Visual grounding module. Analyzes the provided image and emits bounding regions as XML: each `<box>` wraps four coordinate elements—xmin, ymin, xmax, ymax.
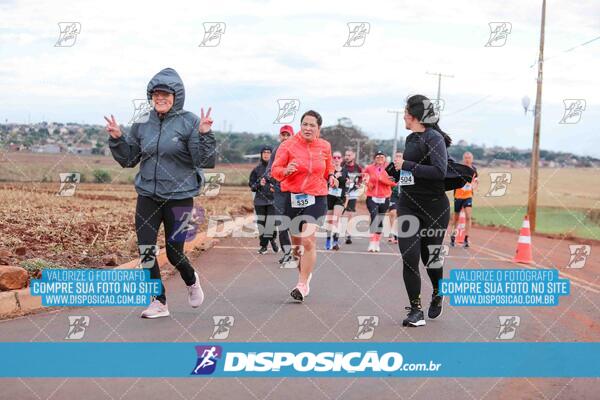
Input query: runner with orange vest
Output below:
<box><xmin>363</xmin><ymin>151</ymin><xmax>396</xmax><ymax>252</ymax></box>
<box><xmin>450</xmin><ymin>152</ymin><xmax>478</xmax><ymax>248</ymax></box>
<box><xmin>271</xmin><ymin>110</ymin><xmax>337</xmax><ymax>302</ymax></box>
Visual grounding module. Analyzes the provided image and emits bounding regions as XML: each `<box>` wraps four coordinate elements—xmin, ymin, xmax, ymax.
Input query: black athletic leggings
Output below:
<box><xmin>273</xmin><ymin>191</ymin><xmax>291</xmax><ymax>253</ymax></box>
<box><xmin>396</xmin><ymin>192</ymin><xmax>450</xmax><ymax>304</ymax></box>
<box><xmin>135</xmin><ymin>195</ymin><xmax>197</xmax><ymax>305</ymax></box>
<box><xmin>366</xmin><ymin>196</ymin><xmax>390</xmax><ymax>234</ymax></box>
<box><xmin>254</xmin><ymin>204</ymin><xmax>278</xmax><ymax>247</ymax></box>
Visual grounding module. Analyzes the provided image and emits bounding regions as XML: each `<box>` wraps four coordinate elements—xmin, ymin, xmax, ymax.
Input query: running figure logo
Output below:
<box><xmin>210</xmin><ymin>316</ymin><xmax>235</xmax><ymax>340</ymax></box>
<box><xmin>426</xmin><ymin>245</ymin><xmax>449</xmax><ymax>269</ymax></box>
<box><xmin>65</xmin><ymin>316</ymin><xmax>89</xmax><ymax>340</ymax></box>
<box><xmin>199</xmin><ymin>22</ymin><xmax>226</xmax><ymax>47</ymax></box>
<box><xmin>420</xmin><ymin>99</ymin><xmax>443</xmax><ymax>124</ymax></box>
<box><xmin>191</xmin><ymin>345</ymin><xmax>222</xmax><ymax>375</ymax></box>
<box><xmin>354</xmin><ymin>316</ymin><xmax>379</xmax><ymax>340</ymax></box>
<box><xmin>138</xmin><ymin>245</ymin><xmax>159</xmax><ymax>269</ymax></box>
<box><xmin>559</xmin><ymin>99</ymin><xmax>586</xmax><ymax>124</ymax></box>
<box><xmin>485</xmin><ymin>22</ymin><xmax>512</xmax><ymax>47</ymax></box>
<box><xmin>566</xmin><ymin>244</ymin><xmax>591</xmax><ymax>269</ymax></box>
<box><xmin>496</xmin><ymin>316</ymin><xmax>520</xmax><ymax>340</ymax></box>
<box><xmin>200</xmin><ymin>173</ymin><xmax>225</xmax><ymax>197</ymax></box>
<box><xmin>129</xmin><ymin>99</ymin><xmax>153</xmax><ymax>125</ymax></box>
<box><xmin>343</xmin><ymin>22</ymin><xmax>370</xmax><ymax>47</ymax></box>
<box><xmin>485</xmin><ymin>172</ymin><xmax>512</xmax><ymax>197</ymax></box>
<box><xmin>274</xmin><ymin>99</ymin><xmax>300</xmax><ymax>124</ymax></box>
<box><xmin>55</xmin><ymin>22</ymin><xmax>81</xmax><ymax>47</ymax></box>
<box><xmin>56</xmin><ymin>173</ymin><xmax>80</xmax><ymax>197</ymax></box>
<box><xmin>171</xmin><ymin>206</ymin><xmax>205</xmax><ymax>243</ymax></box>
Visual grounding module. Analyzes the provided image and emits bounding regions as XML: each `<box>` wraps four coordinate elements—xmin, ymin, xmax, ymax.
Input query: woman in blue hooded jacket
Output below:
<box><xmin>104</xmin><ymin>67</ymin><xmax>216</xmax><ymax>319</ymax></box>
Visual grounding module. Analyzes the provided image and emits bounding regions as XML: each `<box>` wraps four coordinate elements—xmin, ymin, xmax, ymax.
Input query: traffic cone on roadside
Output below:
<box><xmin>455</xmin><ymin>210</ymin><xmax>466</xmax><ymax>244</ymax></box>
<box><xmin>512</xmin><ymin>215</ymin><xmax>533</xmax><ymax>264</ymax></box>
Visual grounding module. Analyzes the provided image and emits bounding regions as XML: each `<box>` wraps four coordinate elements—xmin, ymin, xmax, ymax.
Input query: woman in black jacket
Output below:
<box><xmin>389</xmin><ymin>94</ymin><xmax>451</xmax><ymax>328</ymax></box>
<box><xmin>249</xmin><ymin>146</ymin><xmax>279</xmax><ymax>254</ymax></box>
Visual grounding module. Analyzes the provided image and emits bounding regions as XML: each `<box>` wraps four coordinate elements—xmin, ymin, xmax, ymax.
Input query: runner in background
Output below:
<box><xmin>249</xmin><ymin>146</ymin><xmax>278</xmax><ymax>254</ymax></box>
<box><xmin>363</xmin><ymin>151</ymin><xmax>396</xmax><ymax>252</ymax></box>
<box><xmin>385</xmin><ymin>151</ymin><xmax>403</xmax><ymax>244</ymax></box>
<box><xmin>266</xmin><ymin>125</ymin><xmax>294</xmax><ymax>264</ymax></box>
<box><xmin>341</xmin><ymin>149</ymin><xmax>363</xmax><ymax>244</ymax></box>
<box><xmin>271</xmin><ymin>110</ymin><xmax>336</xmax><ymax>302</ymax></box>
<box><xmin>450</xmin><ymin>151</ymin><xmax>478</xmax><ymax>248</ymax></box>
<box><xmin>325</xmin><ymin>151</ymin><xmax>348</xmax><ymax>250</ymax></box>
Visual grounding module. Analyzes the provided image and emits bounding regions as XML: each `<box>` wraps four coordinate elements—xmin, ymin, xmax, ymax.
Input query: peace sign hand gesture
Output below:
<box><xmin>103</xmin><ymin>115</ymin><xmax>122</xmax><ymax>139</ymax></box>
<box><xmin>199</xmin><ymin>107</ymin><xmax>213</xmax><ymax>134</ymax></box>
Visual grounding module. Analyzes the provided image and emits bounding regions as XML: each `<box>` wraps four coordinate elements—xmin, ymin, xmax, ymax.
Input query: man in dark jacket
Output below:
<box><xmin>250</xmin><ymin>146</ymin><xmax>279</xmax><ymax>254</ymax></box>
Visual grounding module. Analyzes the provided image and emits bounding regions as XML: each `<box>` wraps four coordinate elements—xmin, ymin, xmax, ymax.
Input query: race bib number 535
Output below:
<box><xmin>291</xmin><ymin>193</ymin><xmax>316</xmax><ymax>208</ymax></box>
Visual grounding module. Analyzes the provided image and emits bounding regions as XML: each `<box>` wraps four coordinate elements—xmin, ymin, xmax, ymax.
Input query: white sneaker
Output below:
<box><xmin>368</xmin><ymin>241</ymin><xmax>376</xmax><ymax>252</ymax></box>
<box><xmin>187</xmin><ymin>271</ymin><xmax>204</xmax><ymax>308</ymax></box>
<box><xmin>141</xmin><ymin>300</ymin><xmax>170</xmax><ymax>319</ymax></box>
<box><xmin>374</xmin><ymin>242</ymin><xmax>381</xmax><ymax>252</ymax></box>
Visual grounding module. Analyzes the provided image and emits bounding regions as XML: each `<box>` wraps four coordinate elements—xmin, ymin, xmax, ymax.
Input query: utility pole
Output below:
<box><xmin>351</xmin><ymin>138</ymin><xmax>368</xmax><ymax>165</ymax></box>
<box><xmin>426</xmin><ymin>71</ymin><xmax>454</xmax><ymax>100</ymax></box>
<box><xmin>387</xmin><ymin>110</ymin><xmax>402</xmax><ymax>155</ymax></box>
<box><xmin>527</xmin><ymin>0</ymin><xmax>546</xmax><ymax>233</ymax></box>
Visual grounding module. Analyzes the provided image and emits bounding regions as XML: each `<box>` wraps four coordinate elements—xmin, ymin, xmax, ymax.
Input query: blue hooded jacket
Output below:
<box><xmin>109</xmin><ymin>68</ymin><xmax>217</xmax><ymax>200</ymax></box>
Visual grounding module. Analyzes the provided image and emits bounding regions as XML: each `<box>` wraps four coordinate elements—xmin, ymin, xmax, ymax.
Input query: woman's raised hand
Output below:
<box><xmin>103</xmin><ymin>115</ymin><xmax>122</xmax><ymax>139</ymax></box>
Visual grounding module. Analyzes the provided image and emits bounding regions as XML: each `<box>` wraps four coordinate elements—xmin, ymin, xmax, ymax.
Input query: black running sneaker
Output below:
<box><xmin>463</xmin><ymin>239</ymin><xmax>470</xmax><ymax>248</ymax></box>
<box><xmin>450</xmin><ymin>235</ymin><xmax>456</xmax><ymax>247</ymax></box>
<box><xmin>345</xmin><ymin>236</ymin><xmax>352</xmax><ymax>244</ymax></box>
<box><xmin>428</xmin><ymin>295</ymin><xmax>443</xmax><ymax>319</ymax></box>
<box><xmin>271</xmin><ymin>239</ymin><xmax>279</xmax><ymax>253</ymax></box>
<box><xmin>402</xmin><ymin>306</ymin><xmax>426</xmax><ymax>327</ymax></box>
<box><xmin>258</xmin><ymin>246</ymin><xmax>268</xmax><ymax>255</ymax></box>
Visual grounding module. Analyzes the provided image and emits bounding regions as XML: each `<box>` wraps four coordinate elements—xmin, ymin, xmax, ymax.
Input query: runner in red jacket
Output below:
<box><xmin>271</xmin><ymin>110</ymin><xmax>336</xmax><ymax>302</ymax></box>
<box><xmin>363</xmin><ymin>151</ymin><xmax>396</xmax><ymax>252</ymax></box>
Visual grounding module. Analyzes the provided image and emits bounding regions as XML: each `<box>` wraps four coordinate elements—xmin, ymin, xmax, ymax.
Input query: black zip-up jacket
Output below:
<box><xmin>249</xmin><ymin>160</ymin><xmax>274</xmax><ymax>206</ymax></box>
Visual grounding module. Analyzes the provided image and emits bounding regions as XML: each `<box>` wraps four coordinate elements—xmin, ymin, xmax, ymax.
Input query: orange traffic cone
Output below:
<box><xmin>455</xmin><ymin>210</ymin><xmax>466</xmax><ymax>244</ymax></box>
<box><xmin>513</xmin><ymin>215</ymin><xmax>533</xmax><ymax>264</ymax></box>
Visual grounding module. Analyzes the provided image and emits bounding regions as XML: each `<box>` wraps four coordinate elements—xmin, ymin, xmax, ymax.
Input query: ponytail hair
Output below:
<box><xmin>406</xmin><ymin>94</ymin><xmax>452</xmax><ymax>147</ymax></box>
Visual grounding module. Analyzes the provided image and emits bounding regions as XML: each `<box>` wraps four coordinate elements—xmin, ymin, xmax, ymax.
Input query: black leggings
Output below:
<box><xmin>396</xmin><ymin>193</ymin><xmax>450</xmax><ymax>304</ymax></box>
<box><xmin>366</xmin><ymin>196</ymin><xmax>390</xmax><ymax>234</ymax></box>
<box><xmin>254</xmin><ymin>204</ymin><xmax>278</xmax><ymax>247</ymax></box>
<box><xmin>135</xmin><ymin>195</ymin><xmax>197</xmax><ymax>304</ymax></box>
<box><xmin>273</xmin><ymin>191</ymin><xmax>292</xmax><ymax>253</ymax></box>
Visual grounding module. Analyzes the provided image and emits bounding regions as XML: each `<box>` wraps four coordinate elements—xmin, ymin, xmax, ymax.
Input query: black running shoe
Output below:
<box><xmin>345</xmin><ymin>236</ymin><xmax>352</xmax><ymax>244</ymax></box>
<box><xmin>271</xmin><ymin>239</ymin><xmax>279</xmax><ymax>253</ymax></box>
<box><xmin>402</xmin><ymin>306</ymin><xmax>426</xmax><ymax>327</ymax></box>
<box><xmin>450</xmin><ymin>235</ymin><xmax>456</xmax><ymax>247</ymax></box>
<box><xmin>428</xmin><ymin>295</ymin><xmax>443</xmax><ymax>319</ymax></box>
<box><xmin>258</xmin><ymin>246</ymin><xmax>268</xmax><ymax>255</ymax></box>
<box><xmin>463</xmin><ymin>239</ymin><xmax>470</xmax><ymax>248</ymax></box>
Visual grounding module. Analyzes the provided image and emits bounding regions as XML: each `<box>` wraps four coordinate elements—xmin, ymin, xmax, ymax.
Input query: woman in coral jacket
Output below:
<box><xmin>363</xmin><ymin>151</ymin><xmax>396</xmax><ymax>252</ymax></box>
<box><xmin>271</xmin><ymin>110</ymin><xmax>337</xmax><ymax>302</ymax></box>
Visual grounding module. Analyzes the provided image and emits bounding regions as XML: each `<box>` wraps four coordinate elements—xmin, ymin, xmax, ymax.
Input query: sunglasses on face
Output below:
<box><xmin>333</xmin><ymin>156</ymin><xmax>342</xmax><ymax>159</ymax></box>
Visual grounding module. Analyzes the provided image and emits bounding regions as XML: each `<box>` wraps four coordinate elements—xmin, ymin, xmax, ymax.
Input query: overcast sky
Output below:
<box><xmin>1</xmin><ymin>0</ymin><xmax>599</xmax><ymax>156</ymax></box>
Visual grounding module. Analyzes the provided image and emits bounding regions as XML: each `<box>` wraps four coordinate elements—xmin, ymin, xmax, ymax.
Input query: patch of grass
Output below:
<box><xmin>472</xmin><ymin>206</ymin><xmax>600</xmax><ymax>241</ymax></box>
<box><xmin>20</xmin><ymin>258</ymin><xmax>65</xmax><ymax>274</ymax></box>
